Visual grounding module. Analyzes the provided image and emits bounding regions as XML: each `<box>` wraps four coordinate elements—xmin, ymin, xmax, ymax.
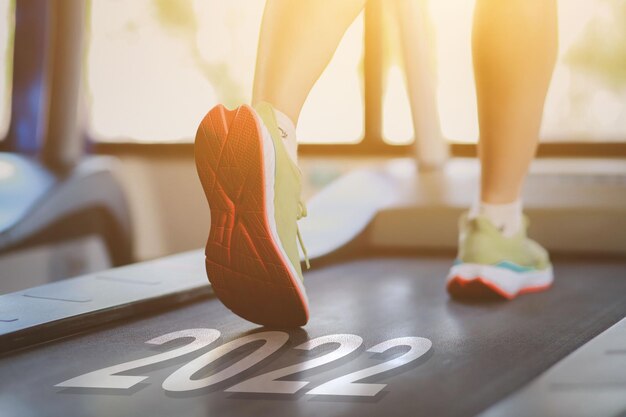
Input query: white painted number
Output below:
<box><xmin>56</xmin><ymin>330</ymin><xmax>433</xmax><ymax>396</ymax></box>
<box><xmin>55</xmin><ymin>328</ymin><xmax>221</xmax><ymax>389</ymax></box>
<box><xmin>307</xmin><ymin>337</ymin><xmax>432</xmax><ymax>397</ymax></box>
<box><xmin>162</xmin><ymin>331</ymin><xmax>289</xmax><ymax>392</ymax></box>
<box><xmin>226</xmin><ymin>334</ymin><xmax>363</xmax><ymax>394</ymax></box>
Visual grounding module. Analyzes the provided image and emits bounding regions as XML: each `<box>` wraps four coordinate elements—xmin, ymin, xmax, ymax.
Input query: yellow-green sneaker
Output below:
<box><xmin>447</xmin><ymin>213</ymin><xmax>553</xmax><ymax>299</ymax></box>
<box><xmin>194</xmin><ymin>102</ymin><xmax>309</xmax><ymax>327</ymax></box>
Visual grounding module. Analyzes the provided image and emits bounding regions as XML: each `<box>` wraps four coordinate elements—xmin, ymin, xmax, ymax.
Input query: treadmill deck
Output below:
<box><xmin>1</xmin><ymin>256</ymin><xmax>625</xmax><ymax>417</ymax></box>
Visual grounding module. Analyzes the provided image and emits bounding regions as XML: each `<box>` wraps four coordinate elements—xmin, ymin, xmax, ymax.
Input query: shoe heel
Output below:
<box><xmin>194</xmin><ymin>104</ymin><xmax>309</xmax><ymax>327</ymax></box>
<box><xmin>195</xmin><ymin>104</ymin><xmax>264</xmax><ymax>255</ymax></box>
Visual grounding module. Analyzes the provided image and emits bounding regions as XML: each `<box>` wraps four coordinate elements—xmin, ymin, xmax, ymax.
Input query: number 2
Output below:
<box><xmin>306</xmin><ymin>337</ymin><xmax>432</xmax><ymax>397</ymax></box>
<box><xmin>225</xmin><ymin>334</ymin><xmax>363</xmax><ymax>394</ymax></box>
<box><xmin>56</xmin><ymin>328</ymin><xmax>220</xmax><ymax>389</ymax></box>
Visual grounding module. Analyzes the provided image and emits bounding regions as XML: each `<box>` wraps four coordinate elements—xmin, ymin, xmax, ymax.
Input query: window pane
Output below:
<box><xmin>430</xmin><ymin>0</ymin><xmax>475</xmax><ymax>143</ymax></box>
<box><xmin>87</xmin><ymin>1</ymin><xmax>364</xmax><ymax>144</ymax></box>
<box><xmin>0</xmin><ymin>0</ymin><xmax>13</xmax><ymax>140</ymax></box>
<box><xmin>381</xmin><ymin>3</ymin><xmax>414</xmax><ymax>146</ymax></box>
<box><xmin>543</xmin><ymin>0</ymin><xmax>626</xmax><ymax>142</ymax></box>
<box><xmin>382</xmin><ymin>65</ymin><xmax>413</xmax><ymax>145</ymax></box>
<box><xmin>384</xmin><ymin>0</ymin><xmax>626</xmax><ymax>144</ymax></box>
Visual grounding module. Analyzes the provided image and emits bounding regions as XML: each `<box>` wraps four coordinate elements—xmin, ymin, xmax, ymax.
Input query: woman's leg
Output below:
<box><xmin>447</xmin><ymin>0</ymin><xmax>558</xmax><ymax>300</ymax></box>
<box><xmin>473</xmin><ymin>0</ymin><xmax>558</xmax><ymax>206</ymax></box>
<box><xmin>252</xmin><ymin>0</ymin><xmax>367</xmax><ymax>124</ymax></box>
<box><xmin>195</xmin><ymin>0</ymin><xmax>367</xmax><ymax>326</ymax></box>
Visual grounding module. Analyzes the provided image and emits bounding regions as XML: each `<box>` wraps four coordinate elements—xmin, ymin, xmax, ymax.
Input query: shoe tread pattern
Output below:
<box><xmin>195</xmin><ymin>105</ymin><xmax>307</xmax><ymax>327</ymax></box>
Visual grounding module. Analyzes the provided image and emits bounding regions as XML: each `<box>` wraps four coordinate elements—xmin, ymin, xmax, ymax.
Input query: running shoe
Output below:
<box><xmin>194</xmin><ymin>102</ymin><xmax>309</xmax><ymax>327</ymax></box>
<box><xmin>447</xmin><ymin>213</ymin><xmax>553</xmax><ymax>299</ymax></box>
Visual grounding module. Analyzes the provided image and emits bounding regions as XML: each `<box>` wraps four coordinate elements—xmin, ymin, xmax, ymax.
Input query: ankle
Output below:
<box><xmin>273</xmin><ymin>107</ymin><xmax>299</xmax><ymax>165</ymax></box>
<box><xmin>469</xmin><ymin>198</ymin><xmax>523</xmax><ymax>237</ymax></box>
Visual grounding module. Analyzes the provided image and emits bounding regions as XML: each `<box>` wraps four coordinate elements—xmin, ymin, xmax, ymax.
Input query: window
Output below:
<box><xmin>382</xmin><ymin>0</ymin><xmax>626</xmax><ymax>144</ymax></box>
<box><xmin>0</xmin><ymin>0</ymin><xmax>13</xmax><ymax>139</ymax></box>
<box><xmin>88</xmin><ymin>1</ymin><xmax>624</xmax><ymax>148</ymax></box>
<box><xmin>87</xmin><ymin>0</ymin><xmax>364</xmax><ymax>144</ymax></box>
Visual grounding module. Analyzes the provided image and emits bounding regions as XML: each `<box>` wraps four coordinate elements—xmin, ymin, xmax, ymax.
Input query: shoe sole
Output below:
<box><xmin>446</xmin><ymin>263</ymin><xmax>553</xmax><ymax>300</ymax></box>
<box><xmin>195</xmin><ymin>104</ymin><xmax>309</xmax><ymax>327</ymax></box>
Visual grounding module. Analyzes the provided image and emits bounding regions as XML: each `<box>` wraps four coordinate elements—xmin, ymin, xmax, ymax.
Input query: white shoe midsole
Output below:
<box><xmin>447</xmin><ymin>263</ymin><xmax>554</xmax><ymax>296</ymax></box>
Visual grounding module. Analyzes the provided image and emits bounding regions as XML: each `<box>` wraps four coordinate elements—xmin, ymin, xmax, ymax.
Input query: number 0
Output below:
<box><xmin>162</xmin><ymin>331</ymin><xmax>289</xmax><ymax>392</ymax></box>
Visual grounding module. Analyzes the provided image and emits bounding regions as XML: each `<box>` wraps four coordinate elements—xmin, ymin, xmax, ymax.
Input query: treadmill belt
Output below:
<box><xmin>1</xmin><ymin>257</ymin><xmax>625</xmax><ymax>417</ymax></box>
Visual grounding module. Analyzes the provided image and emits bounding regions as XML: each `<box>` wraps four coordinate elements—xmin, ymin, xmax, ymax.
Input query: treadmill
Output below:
<box><xmin>1</xmin><ymin>1</ymin><xmax>626</xmax><ymax>416</ymax></box>
<box><xmin>0</xmin><ymin>0</ymin><xmax>132</xmax><ymax>293</ymax></box>
<box><xmin>1</xmin><ymin>165</ymin><xmax>626</xmax><ymax>417</ymax></box>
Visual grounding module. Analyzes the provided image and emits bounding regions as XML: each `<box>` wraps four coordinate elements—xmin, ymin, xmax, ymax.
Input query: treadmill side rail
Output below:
<box><xmin>0</xmin><ymin>250</ymin><xmax>209</xmax><ymax>354</ymax></box>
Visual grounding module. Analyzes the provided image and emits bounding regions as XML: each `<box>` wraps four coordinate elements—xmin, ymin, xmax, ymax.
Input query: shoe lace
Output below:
<box><xmin>296</xmin><ymin>200</ymin><xmax>310</xmax><ymax>269</ymax></box>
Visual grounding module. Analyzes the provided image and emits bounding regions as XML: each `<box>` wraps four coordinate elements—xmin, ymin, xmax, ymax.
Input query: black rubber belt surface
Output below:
<box><xmin>1</xmin><ymin>257</ymin><xmax>625</xmax><ymax>417</ymax></box>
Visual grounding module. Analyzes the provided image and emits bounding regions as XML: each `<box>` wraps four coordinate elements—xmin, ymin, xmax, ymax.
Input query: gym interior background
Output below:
<box><xmin>2</xmin><ymin>0</ymin><xmax>624</xmax><ymax>265</ymax></box>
